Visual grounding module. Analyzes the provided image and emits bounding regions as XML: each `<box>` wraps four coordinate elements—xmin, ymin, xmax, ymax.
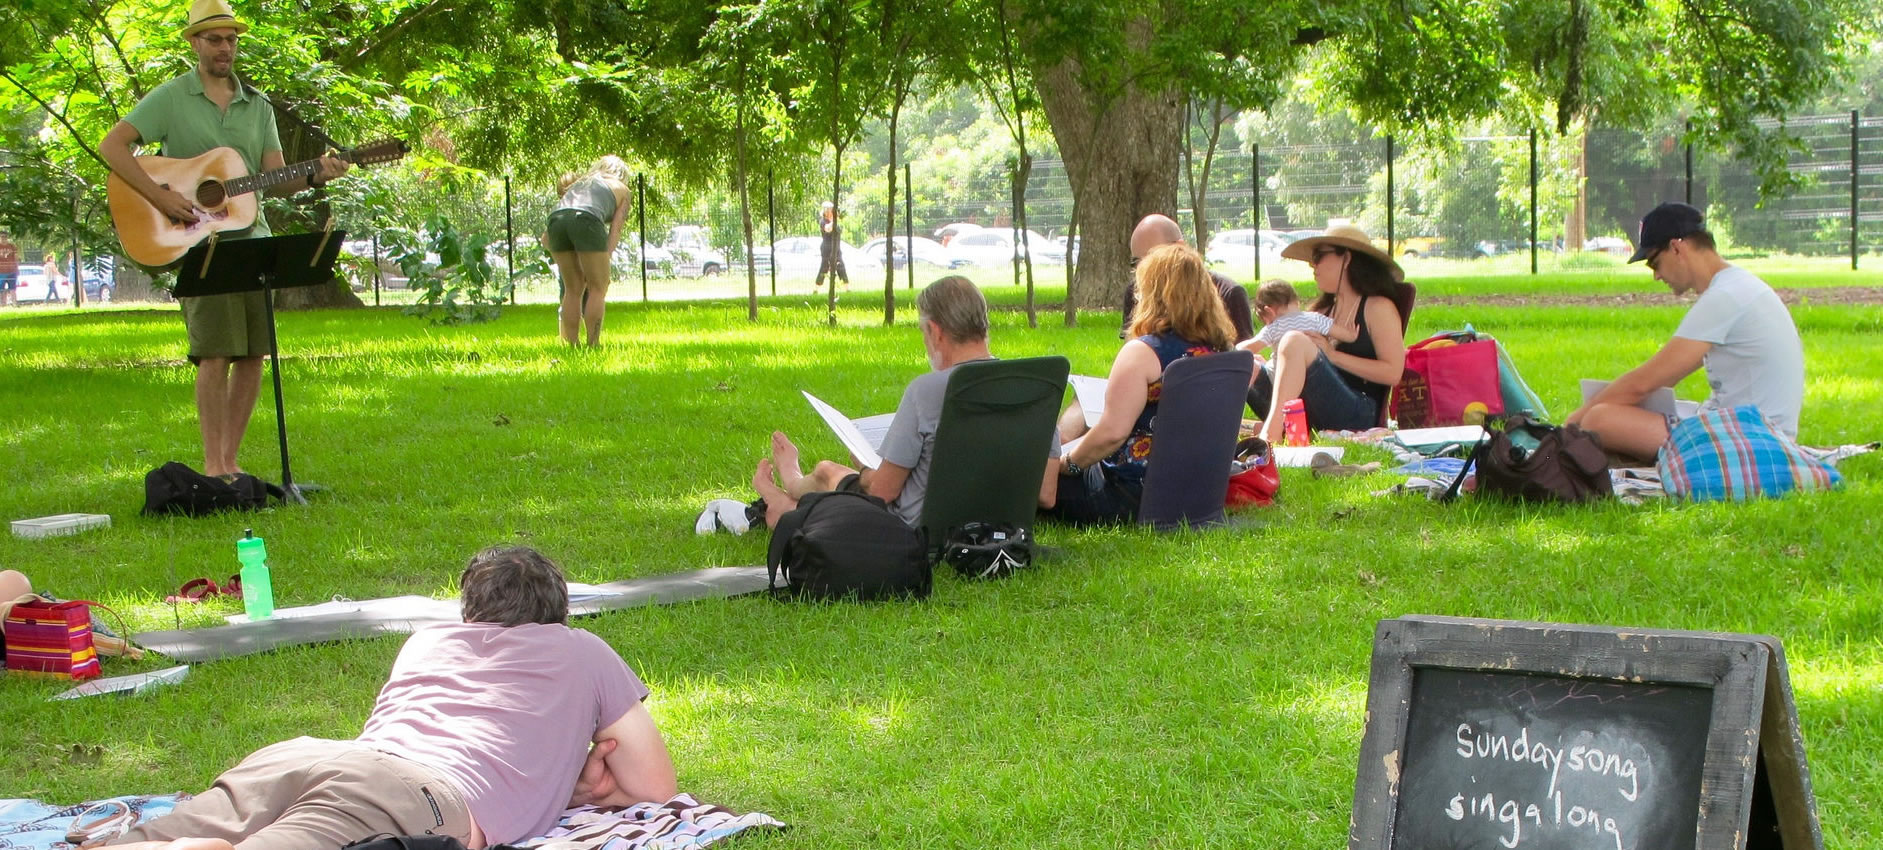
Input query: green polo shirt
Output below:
<box><xmin>125</xmin><ymin>69</ymin><xmax>283</xmax><ymax>238</ymax></box>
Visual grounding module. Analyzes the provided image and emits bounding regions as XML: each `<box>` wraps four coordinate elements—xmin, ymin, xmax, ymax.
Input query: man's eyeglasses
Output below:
<box><xmin>195</xmin><ymin>34</ymin><xmax>241</xmax><ymax>47</ymax></box>
<box><xmin>1645</xmin><ymin>238</ymin><xmax>1678</xmax><ymax>272</ymax></box>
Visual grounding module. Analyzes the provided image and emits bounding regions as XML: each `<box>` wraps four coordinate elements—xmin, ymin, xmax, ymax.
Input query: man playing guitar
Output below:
<box><xmin>100</xmin><ymin>0</ymin><xmax>348</xmax><ymax>481</ymax></box>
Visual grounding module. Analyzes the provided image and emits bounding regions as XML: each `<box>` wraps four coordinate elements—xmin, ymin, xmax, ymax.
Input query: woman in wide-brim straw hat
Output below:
<box><xmin>1249</xmin><ymin>223</ymin><xmax>1410</xmax><ymax>442</ymax></box>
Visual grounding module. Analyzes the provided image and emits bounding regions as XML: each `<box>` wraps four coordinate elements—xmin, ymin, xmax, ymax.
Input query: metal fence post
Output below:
<box><xmin>767</xmin><ymin>169</ymin><xmax>776</xmax><ymax>296</ymax></box>
<box><xmin>503</xmin><ymin>175</ymin><xmax>515</xmax><ymax>304</ymax></box>
<box><xmin>1853</xmin><ymin>109</ymin><xmax>1861</xmax><ymax>270</ymax></box>
<box><xmin>1684</xmin><ymin>119</ymin><xmax>1694</xmax><ymax>206</ymax></box>
<box><xmin>904</xmin><ymin>163</ymin><xmax>914</xmax><ymax>290</ymax></box>
<box><xmin>372</xmin><ymin>233</ymin><xmax>381</xmax><ymax>306</ymax></box>
<box><xmin>637</xmin><ymin>173</ymin><xmax>648</xmax><ymax>302</ymax></box>
<box><xmin>1252</xmin><ymin>142</ymin><xmax>1261</xmax><ymax>281</ymax></box>
<box><xmin>1529</xmin><ymin>128</ymin><xmax>1539</xmax><ymax>275</ymax></box>
<box><xmin>1385</xmin><ymin>135</ymin><xmax>1395</xmax><ymax>255</ymax></box>
<box><xmin>70</xmin><ymin>185</ymin><xmax>82</xmax><ymax>307</ymax></box>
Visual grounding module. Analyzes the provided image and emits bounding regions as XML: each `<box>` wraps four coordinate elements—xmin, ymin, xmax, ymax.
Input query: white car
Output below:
<box><xmin>859</xmin><ymin>236</ymin><xmax>965</xmax><ymax>270</ymax></box>
<box><xmin>1205</xmin><ymin>229</ymin><xmax>1287</xmax><ymax>268</ymax></box>
<box><xmin>1584</xmin><ymin>236</ymin><xmax>1633</xmax><ymax>257</ymax></box>
<box><xmin>12</xmin><ymin>265</ymin><xmax>74</xmax><ymax>303</ymax></box>
<box><xmin>664</xmin><ymin>225</ymin><xmax>728</xmax><ymax>276</ymax></box>
<box><xmin>947</xmin><ymin>228</ymin><xmax>1066</xmax><ymax>268</ymax></box>
<box><xmin>757</xmin><ymin>237</ymin><xmax>885</xmax><ymax>279</ymax></box>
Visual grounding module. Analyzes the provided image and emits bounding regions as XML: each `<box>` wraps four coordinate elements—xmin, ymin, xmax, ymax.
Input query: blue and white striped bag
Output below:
<box><xmin>1657</xmin><ymin>405</ymin><xmax>1840</xmax><ymax>501</ymax></box>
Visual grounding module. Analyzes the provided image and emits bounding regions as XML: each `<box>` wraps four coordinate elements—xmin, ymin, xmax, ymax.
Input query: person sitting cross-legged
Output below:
<box><xmin>105</xmin><ymin>546</ymin><xmax>677</xmax><ymax>850</ymax></box>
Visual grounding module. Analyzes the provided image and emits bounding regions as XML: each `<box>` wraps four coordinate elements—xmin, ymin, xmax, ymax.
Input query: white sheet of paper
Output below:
<box><xmin>1393</xmin><ymin>425</ymin><xmax>1486</xmax><ymax>448</ymax></box>
<box><xmin>1069</xmin><ymin>374</ymin><xmax>1108</xmax><ymax>428</ymax></box>
<box><xmin>802</xmin><ymin>391</ymin><xmax>884</xmax><ymax>469</ymax></box>
<box><xmin>1273</xmin><ymin>446</ymin><xmax>1344</xmax><ymax>468</ymax></box>
<box><xmin>1580</xmin><ymin>379</ymin><xmax>1680</xmax><ymax>418</ymax></box>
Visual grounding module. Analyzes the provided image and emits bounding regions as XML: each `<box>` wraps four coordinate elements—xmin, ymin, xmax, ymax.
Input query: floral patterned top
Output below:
<box><xmin>1105</xmin><ymin>331</ymin><xmax>1219</xmax><ymax>480</ymax></box>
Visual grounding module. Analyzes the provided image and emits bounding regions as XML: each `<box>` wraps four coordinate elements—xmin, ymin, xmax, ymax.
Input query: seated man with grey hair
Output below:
<box><xmin>753</xmin><ymin>275</ymin><xmax>1056</xmax><ymax>528</ymax></box>
<box><xmin>106</xmin><ymin>546</ymin><xmax>676</xmax><ymax>850</ymax></box>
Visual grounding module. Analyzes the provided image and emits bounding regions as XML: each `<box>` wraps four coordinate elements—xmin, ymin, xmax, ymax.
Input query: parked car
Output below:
<box><xmin>612</xmin><ymin>233</ymin><xmax>673</xmax><ymax>276</ymax></box>
<box><xmin>933</xmin><ymin>222</ymin><xmax>984</xmax><ymax>246</ymax></box>
<box><xmin>1584</xmin><ymin>236</ymin><xmax>1633</xmax><ymax>257</ymax></box>
<box><xmin>664</xmin><ymin>225</ymin><xmax>727</xmax><ymax>276</ymax></box>
<box><xmin>1205</xmin><ymin>228</ymin><xmax>1287</xmax><ymax>268</ymax></box>
<box><xmin>12</xmin><ymin>265</ymin><xmax>73</xmax><ymax>304</ymax></box>
<box><xmin>1474</xmin><ymin>239</ymin><xmax>1560</xmax><ymax>258</ymax></box>
<box><xmin>755</xmin><ymin>237</ymin><xmax>885</xmax><ymax>279</ymax></box>
<box><xmin>947</xmin><ymin>228</ymin><xmax>1066</xmax><ymax>268</ymax></box>
<box><xmin>860</xmin><ymin>236</ymin><xmax>965</xmax><ymax>270</ymax></box>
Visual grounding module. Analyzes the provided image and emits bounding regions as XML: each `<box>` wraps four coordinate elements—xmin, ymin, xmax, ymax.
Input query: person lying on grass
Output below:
<box><xmin>1567</xmin><ymin>201</ymin><xmax>1804</xmax><ymax>462</ymax></box>
<box><xmin>104</xmin><ymin>546</ymin><xmax>675</xmax><ymax>850</ymax></box>
<box><xmin>750</xmin><ymin>275</ymin><xmax>1060</xmax><ymax>528</ymax></box>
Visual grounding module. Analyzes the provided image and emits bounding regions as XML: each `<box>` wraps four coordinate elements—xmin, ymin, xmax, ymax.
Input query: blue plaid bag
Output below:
<box><xmin>1657</xmin><ymin>405</ymin><xmax>1839</xmax><ymax>501</ymax></box>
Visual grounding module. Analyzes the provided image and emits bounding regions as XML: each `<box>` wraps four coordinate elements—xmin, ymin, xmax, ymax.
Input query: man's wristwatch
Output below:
<box><xmin>1063</xmin><ymin>458</ymin><xmax>1084</xmax><ymax>477</ymax></box>
<box><xmin>308</xmin><ymin>173</ymin><xmax>327</xmax><ymax>189</ymax></box>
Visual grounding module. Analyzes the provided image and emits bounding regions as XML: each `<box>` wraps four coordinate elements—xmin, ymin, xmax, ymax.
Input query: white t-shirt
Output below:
<box><xmin>1673</xmin><ymin>265</ymin><xmax>1804</xmax><ymax>437</ymax></box>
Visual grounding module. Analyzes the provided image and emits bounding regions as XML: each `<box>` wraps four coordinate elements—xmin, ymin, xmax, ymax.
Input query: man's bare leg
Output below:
<box><xmin>220</xmin><ymin>356</ymin><xmax>264</xmax><ymax>475</ymax></box>
<box><xmin>1577</xmin><ymin>403</ymin><xmax>1671</xmax><ymax>463</ymax></box>
<box><xmin>752</xmin><ymin>459</ymin><xmax>797</xmax><ymax>528</ymax></box>
<box><xmin>196</xmin><ymin>357</ymin><xmax>234</xmax><ymax>477</ymax></box>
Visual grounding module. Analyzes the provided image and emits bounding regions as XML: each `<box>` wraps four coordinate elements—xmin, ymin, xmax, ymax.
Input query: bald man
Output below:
<box><xmin>1119</xmin><ymin>215</ymin><xmax>1254</xmax><ymax>342</ymax></box>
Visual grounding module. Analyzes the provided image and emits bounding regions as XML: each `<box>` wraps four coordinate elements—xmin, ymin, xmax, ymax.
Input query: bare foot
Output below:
<box><xmin>770</xmin><ymin>431</ymin><xmax>805</xmax><ymax>488</ymax></box>
<box><xmin>751</xmin><ymin>458</ymin><xmax>796</xmax><ymax>528</ymax></box>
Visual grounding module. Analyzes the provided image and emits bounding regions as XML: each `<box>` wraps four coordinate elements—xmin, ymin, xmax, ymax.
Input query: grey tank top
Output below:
<box><xmin>555</xmin><ymin>177</ymin><xmax>617</xmax><ymax>221</ymax></box>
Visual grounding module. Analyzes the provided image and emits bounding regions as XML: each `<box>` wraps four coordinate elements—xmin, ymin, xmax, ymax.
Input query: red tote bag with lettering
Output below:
<box><xmin>1390</xmin><ymin>332</ymin><xmax>1505</xmax><ymax>428</ymax></box>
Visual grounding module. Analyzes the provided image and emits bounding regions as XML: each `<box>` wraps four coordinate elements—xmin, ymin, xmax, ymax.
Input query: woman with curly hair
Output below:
<box><xmin>1043</xmin><ymin>243</ymin><xmax>1244</xmax><ymax>524</ymax></box>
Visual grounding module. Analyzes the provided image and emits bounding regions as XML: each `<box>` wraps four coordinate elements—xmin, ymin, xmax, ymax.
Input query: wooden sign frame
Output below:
<box><xmin>1350</xmin><ymin>615</ymin><xmax>1821</xmax><ymax>850</ymax></box>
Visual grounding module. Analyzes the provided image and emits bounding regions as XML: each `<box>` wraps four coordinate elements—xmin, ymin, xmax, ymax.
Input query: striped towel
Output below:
<box><xmin>0</xmin><ymin>795</ymin><xmax>186</xmax><ymax>850</ymax></box>
<box><xmin>1657</xmin><ymin>405</ymin><xmax>1841</xmax><ymax>501</ymax></box>
<box><xmin>517</xmin><ymin>795</ymin><xmax>785</xmax><ymax>850</ymax></box>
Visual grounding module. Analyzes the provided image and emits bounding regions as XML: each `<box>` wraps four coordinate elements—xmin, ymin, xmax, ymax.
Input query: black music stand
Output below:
<box><xmin>174</xmin><ymin>229</ymin><xmax>344</xmax><ymax>505</ymax></box>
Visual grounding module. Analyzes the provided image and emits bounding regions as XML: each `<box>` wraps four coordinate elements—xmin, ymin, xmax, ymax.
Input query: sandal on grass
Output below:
<box><xmin>163</xmin><ymin>577</ymin><xmax>218</xmax><ymax>604</ymax></box>
<box><xmin>222</xmin><ymin>573</ymin><xmax>244</xmax><ymax>599</ymax></box>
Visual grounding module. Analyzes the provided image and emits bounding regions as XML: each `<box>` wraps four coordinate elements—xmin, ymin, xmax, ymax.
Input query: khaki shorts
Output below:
<box><xmin>112</xmin><ymin>737</ymin><xmax>476</xmax><ymax>850</ymax></box>
<box><xmin>181</xmin><ymin>291</ymin><xmax>272</xmax><ymax>365</ymax></box>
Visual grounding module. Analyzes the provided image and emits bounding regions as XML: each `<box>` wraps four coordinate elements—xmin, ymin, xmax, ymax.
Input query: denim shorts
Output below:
<box><xmin>1246</xmin><ymin>353</ymin><xmax>1380</xmax><ymax>431</ymax></box>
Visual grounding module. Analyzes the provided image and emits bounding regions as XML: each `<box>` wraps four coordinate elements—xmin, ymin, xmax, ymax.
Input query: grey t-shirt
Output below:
<box><xmin>875</xmin><ymin>358</ymin><xmax>1060</xmax><ymax>526</ymax></box>
<box><xmin>1673</xmin><ymin>265</ymin><xmax>1805</xmax><ymax>437</ymax></box>
<box><xmin>356</xmin><ymin>623</ymin><xmax>648</xmax><ymax>844</ymax></box>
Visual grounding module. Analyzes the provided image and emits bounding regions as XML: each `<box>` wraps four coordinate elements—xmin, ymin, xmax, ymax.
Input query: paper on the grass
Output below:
<box><xmin>1394</xmin><ymin>425</ymin><xmax>1486</xmax><ymax>450</ymax></box>
<box><xmin>1069</xmin><ymin>374</ymin><xmax>1108</xmax><ymax>428</ymax></box>
<box><xmin>802</xmin><ymin>391</ymin><xmax>885</xmax><ymax>469</ymax></box>
<box><xmin>1273</xmin><ymin>446</ymin><xmax>1345</xmax><ymax>468</ymax></box>
<box><xmin>53</xmin><ymin>665</ymin><xmax>189</xmax><ymax>700</ymax></box>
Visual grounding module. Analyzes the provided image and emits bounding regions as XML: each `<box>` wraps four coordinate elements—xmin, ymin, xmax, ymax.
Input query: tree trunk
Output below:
<box><xmin>1565</xmin><ymin>124</ymin><xmax>1588</xmax><ymax>252</ymax></box>
<box><xmin>1034</xmin><ymin>57</ymin><xmax>1182</xmax><ymax>311</ymax></box>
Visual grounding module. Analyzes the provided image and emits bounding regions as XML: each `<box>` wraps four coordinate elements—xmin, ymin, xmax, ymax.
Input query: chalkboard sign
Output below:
<box><xmin>1350</xmin><ymin>616</ymin><xmax>1821</xmax><ymax>850</ymax></box>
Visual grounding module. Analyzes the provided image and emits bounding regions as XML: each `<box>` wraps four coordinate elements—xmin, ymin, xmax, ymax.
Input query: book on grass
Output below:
<box><xmin>802</xmin><ymin>391</ymin><xmax>894</xmax><ymax>470</ymax></box>
<box><xmin>1578</xmin><ymin>379</ymin><xmax>1700</xmax><ymax>419</ymax></box>
<box><xmin>1069</xmin><ymin>374</ymin><xmax>1108</xmax><ymax>427</ymax></box>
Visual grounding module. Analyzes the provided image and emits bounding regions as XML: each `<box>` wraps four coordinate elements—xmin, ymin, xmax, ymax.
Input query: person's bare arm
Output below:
<box><xmin>1062</xmin><ymin>340</ymin><xmax>1158</xmax><ymax>468</ymax></box>
<box><xmin>1319</xmin><ymin>297</ymin><xmax>1405</xmax><ymax>387</ymax></box>
<box><xmin>1565</xmin><ymin>337</ymin><xmax>1709</xmax><ymax>425</ymax></box>
<box><xmin>606</xmin><ymin>183</ymin><xmax>630</xmax><ymax>253</ymax></box>
<box><xmin>858</xmin><ymin>460</ymin><xmax>912</xmax><ymax>504</ymax></box>
<box><xmin>100</xmin><ymin>121</ymin><xmax>198</xmax><ymax>223</ymax></box>
<box><xmin>568</xmin><ymin>703</ymin><xmax>678</xmax><ymax>808</ymax></box>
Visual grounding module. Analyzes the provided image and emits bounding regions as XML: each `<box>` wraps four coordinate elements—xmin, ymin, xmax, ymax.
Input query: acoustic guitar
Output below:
<box><xmin>108</xmin><ymin>139</ymin><xmax>408</xmax><ymax>267</ymax></box>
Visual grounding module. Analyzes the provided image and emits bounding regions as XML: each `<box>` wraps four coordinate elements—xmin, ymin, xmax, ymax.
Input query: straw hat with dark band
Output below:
<box><xmin>180</xmin><ymin>0</ymin><xmax>249</xmax><ymax>38</ymax></box>
<box><xmin>1280</xmin><ymin>224</ymin><xmax>1404</xmax><ymax>283</ymax></box>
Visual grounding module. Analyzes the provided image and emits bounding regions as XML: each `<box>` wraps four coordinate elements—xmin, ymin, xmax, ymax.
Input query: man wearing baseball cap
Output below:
<box><xmin>1566</xmin><ymin>202</ymin><xmax>1804</xmax><ymax>460</ymax></box>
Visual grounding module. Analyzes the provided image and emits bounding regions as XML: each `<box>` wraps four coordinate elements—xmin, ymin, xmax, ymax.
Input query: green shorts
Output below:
<box><xmin>546</xmin><ymin>209</ymin><xmax>609</xmax><ymax>253</ymax></box>
<box><xmin>181</xmin><ymin>291</ymin><xmax>271</xmax><ymax>364</ymax></box>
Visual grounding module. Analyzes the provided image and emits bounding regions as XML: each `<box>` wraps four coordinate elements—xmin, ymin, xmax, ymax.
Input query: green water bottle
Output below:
<box><xmin>236</xmin><ymin>529</ymin><xmax>275</xmax><ymax>620</ymax></box>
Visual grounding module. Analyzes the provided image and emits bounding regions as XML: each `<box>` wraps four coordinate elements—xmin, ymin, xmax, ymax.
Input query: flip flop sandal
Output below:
<box><xmin>66</xmin><ymin>799</ymin><xmax>135</xmax><ymax>845</ymax></box>
<box><xmin>222</xmin><ymin>573</ymin><xmax>244</xmax><ymax>599</ymax></box>
<box><xmin>163</xmin><ymin>577</ymin><xmax>218</xmax><ymax>604</ymax></box>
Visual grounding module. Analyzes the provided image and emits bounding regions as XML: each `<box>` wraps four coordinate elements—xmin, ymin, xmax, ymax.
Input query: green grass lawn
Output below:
<box><xmin>2</xmin><ymin>266</ymin><xmax>1880</xmax><ymax>848</ymax></box>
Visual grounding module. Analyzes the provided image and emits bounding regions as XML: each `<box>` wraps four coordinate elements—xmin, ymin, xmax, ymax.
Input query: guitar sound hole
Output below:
<box><xmin>196</xmin><ymin>181</ymin><xmax>226</xmax><ymax>208</ymax></box>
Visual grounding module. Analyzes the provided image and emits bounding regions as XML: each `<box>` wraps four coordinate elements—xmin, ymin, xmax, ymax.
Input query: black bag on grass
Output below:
<box><xmin>940</xmin><ymin>522</ymin><xmax>1032</xmax><ymax>580</ymax></box>
<box><xmin>1447</xmin><ymin>416</ymin><xmax>1612</xmax><ymax>503</ymax></box>
<box><xmin>342</xmin><ymin>835</ymin><xmax>466</xmax><ymax>850</ymax></box>
<box><xmin>766</xmin><ymin>490</ymin><xmax>930</xmax><ymax>601</ymax></box>
<box><xmin>142</xmin><ymin>461</ymin><xmax>283</xmax><ymax>517</ymax></box>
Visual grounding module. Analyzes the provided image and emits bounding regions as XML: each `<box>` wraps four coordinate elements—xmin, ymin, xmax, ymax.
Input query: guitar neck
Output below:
<box><xmin>221</xmin><ymin>154</ymin><xmax>350</xmax><ymax>199</ymax></box>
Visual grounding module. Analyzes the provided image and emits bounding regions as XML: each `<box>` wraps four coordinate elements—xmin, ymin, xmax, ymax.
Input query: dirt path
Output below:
<box><xmin>1419</xmin><ymin>286</ymin><xmax>1883</xmax><ymax>308</ymax></box>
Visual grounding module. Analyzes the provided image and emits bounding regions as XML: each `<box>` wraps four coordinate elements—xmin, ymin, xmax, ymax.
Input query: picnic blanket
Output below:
<box><xmin>0</xmin><ymin>794</ymin><xmax>782</xmax><ymax>850</ymax></box>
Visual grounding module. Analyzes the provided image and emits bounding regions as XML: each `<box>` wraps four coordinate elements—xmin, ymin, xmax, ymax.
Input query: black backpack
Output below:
<box><xmin>940</xmin><ymin>522</ymin><xmax>1033</xmax><ymax>579</ymax></box>
<box><xmin>765</xmin><ymin>490</ymin><xmax>930</xmax><ymax>601</ymax></box>
<box><xmin>1444</xmin><ymin>416</ymin><xmax>1613</xmax><ymax>503</ymax></box>
<box><xmin>142</xmin><ymin>461</ymin><xmax>284</xmax><ymax>517</ymax></box>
